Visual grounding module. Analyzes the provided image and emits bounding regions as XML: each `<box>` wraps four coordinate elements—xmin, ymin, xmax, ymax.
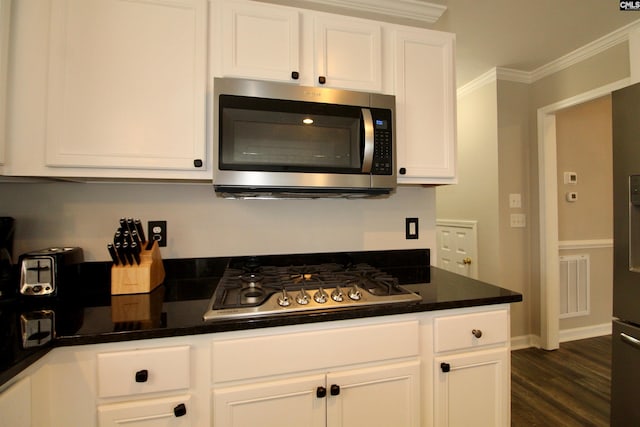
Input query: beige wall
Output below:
<box><xmin>555</xmin><ymin>95</ymin><xmax>613</xmax><ymax>241</ymax></box>
<box><xmin>0</xmin><ymin>183</ymin><xmax>436</xmax><ymax>262</ymax></box>
<box><xmin>555</xmin><ymin>95</ymin><xmax>613</xmax><ymax>330</ymax></box>
<box><xmin>497</xmin><ymin>80</ymin><xmax>532</xmax><ymax>339</ymax></box>
<box><xmin>438</xmin><ymin>42</ymin><xmax>628</xmax><ymax>342</ymax></box>
<box><xmin>436</xmin><ymin>82</ymin><xmax>500</xmax><ymax>285</ymax></box>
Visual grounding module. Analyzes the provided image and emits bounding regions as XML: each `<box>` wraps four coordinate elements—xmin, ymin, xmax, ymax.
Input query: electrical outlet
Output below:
<box><xmin>510</xmin><ymin>214</ymin><xmax>526</xmax><ymax>228</ymax></box>
<box><xmin>405</xmin><ymin>218</ymin><xmax>419</xmax><ymax>239</ymax></box>
<box><xmin>509</xmin><ymin>193</ymin><xmax>522</xmax><ymax>208</ymax></box>
<box><xmin>148</xmin><ymin>220</ymin><xmax>167</xmax><ymax>247</ymax></box>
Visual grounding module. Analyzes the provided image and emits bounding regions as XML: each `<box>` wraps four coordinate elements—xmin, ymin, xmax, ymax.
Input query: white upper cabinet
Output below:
<box><xmin>0</xmin><ymin>0</ymin><xmax>11</xmax><ymax>167</ymax></box>
<box><xmin>394</xmin><ymin>28</ymin><xmax>457</xmax><ymax>184</ymax></box>
<box><xmin>313</xmin><ymin>15</ymin><xmax>382</xmax><ymax>92</ymax></box>
<box><xmin>218</xmin><ymin>0</ymin><xmax>301</xmax><ymax>82</ymax></box>
<box><xmin>214</xmin><ymin>0</ymin><xmax>384</xmax><ymax>92</ymax></box>
<box><xmin>44</xmin><ymin>0</ymin><xmax>208</xmax><ymax>176</ymax></box>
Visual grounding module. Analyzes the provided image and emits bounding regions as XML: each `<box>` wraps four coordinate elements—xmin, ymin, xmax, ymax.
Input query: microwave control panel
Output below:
<box><xmin>371</xmin><ymin>112</ymin><xmax>393</xmax><ymax>175</ymax></box>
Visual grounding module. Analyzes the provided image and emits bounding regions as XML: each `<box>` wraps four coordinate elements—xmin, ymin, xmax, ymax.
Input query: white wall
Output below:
<box><xmin>0</xmin><ymin>182</ymin><xmax>436</xmax><ymax>262</ymax></box>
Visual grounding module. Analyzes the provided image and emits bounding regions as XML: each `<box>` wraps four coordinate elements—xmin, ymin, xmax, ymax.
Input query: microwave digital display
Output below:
<box><xmin>375</xmin><ymin>119</ymin><xmax>388</xmax><ymax>129</ymax></box>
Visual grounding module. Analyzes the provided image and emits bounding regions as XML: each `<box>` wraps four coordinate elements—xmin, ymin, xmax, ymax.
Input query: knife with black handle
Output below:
<box><xmin>134</xmin><ymin>219</ymin><xmax>146</xmax><ymax>245</ymax></box>
<box><xmin>114</xmin><ymin>241</ymin><xmax>127</xmax><ymax>265</ymax></box>
<box><xmin>122</xmin><ymin>240</ymin><xmax>134</xmax><ymax>265</ymax></box>
<box><xmin>130</xmin><ymin>241</ymin><xmax>141</xmax><ymax>264</ymax></box>
<box><xmin>107</xmin><ymin>243</ymin><xmax>120</xmax><ymax>266</ymax></box>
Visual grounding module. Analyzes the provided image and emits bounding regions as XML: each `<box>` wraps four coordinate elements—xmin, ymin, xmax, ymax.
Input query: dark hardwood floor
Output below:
<box><xmin>511</xmin><ymin>335</ymin><xmax>612</xmax><ymax>427</ymax></box>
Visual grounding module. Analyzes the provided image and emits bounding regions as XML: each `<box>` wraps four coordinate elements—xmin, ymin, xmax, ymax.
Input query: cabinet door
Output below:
<box><xmin>217</xmin><ymin>0</ymin><xmax>300</xmax><ymax>82</ymax></box>
<box><xmin>98</xmin><ymin>394</ymin><xmax>192</xmax><ymax>427</ymax></box>
<box><xmin>326</xmin><ymin>360</ymin><xmax>420</xmax><ymax>427</ymax></box>
<box><xmin>434</xmin><ymin>347</ymin><xmax>510</xmax><ymax>427</ymax></box>
<box><xmin>395</xmin><ymin>28</ymin><xmax>457</xmax><ymax>184</ymax></box>
<box><xmin>0</xmin><ymin>0</ymin><xmax>11</xmax><ymax>167</ymax></box>
<box><xmin>314</xmin><ymin>15</ymin><xmax>382</xmax><ymax>92</ymax></box>
<box><xmin>0</xmin><ymin>377</ymin><xmax>31</xmax><ymax>427</ymax></box>
<box><xmin>46</xmin><ymin>0</ymin><xmax>207</xmax><ymax>172</ymax></box>
<box><xmin>212</xmin><ymin>374</ymin><xmax>325</xmax><ymax>427</ymax></box>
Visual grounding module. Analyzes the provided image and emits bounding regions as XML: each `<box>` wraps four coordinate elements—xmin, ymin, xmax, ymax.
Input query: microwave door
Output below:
<box><xmin>361</xmin><ymin>108</ymin><xmax>374</xmax><ymax>173</ymax></box>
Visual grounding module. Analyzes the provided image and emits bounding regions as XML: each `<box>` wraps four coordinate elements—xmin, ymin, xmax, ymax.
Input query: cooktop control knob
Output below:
<box><xmin>348</xmin><ymin>285</ymin><xmax>361</xmax><ymax>301</ymax></box>
<box><xmin>296</xmin><ymin>288</ymin><xmax>310</xmax><ymax>305</ymax></box>
<box><xmin>314</xmin><ymin>288</ymin><xmax>328</xmax><ymax>303</ymax></box>
<box><xmin>278</xmin><ymin>289</ymin><xmax>291</xmax><ymax>307</ymax></box>
<box><xmin>331</xmin><ymin>286</ymin><xmax>344</xmax><ymax>302</ymax></box>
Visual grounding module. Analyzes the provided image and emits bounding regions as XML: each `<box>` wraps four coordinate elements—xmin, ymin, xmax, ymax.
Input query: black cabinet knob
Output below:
<box><xmin>135</xmin><ymin>369</ymin><xmax>148</xmax><ymax>383</ymax></box>
<box><xmin>193</xmin><ymin>159</ymin><xmax>203</xmax><ymax>168</ymax></box>
<box><xmin>291</xmin><ymin>71</ymin><xmax>300</xmax><ymax>80</ymax></box>
<box><xmin>472</xmin><ymin>329</ymin><xmax>483</xmax><ymax>338</ymax></box>
<box><xmin>318</xmin><ymin>76</ymin><xmax>326</xmax><ymax>85</ymax></box>
<box><xmin>173</xmin><ymin>403</ymin><xmax>187</xmax><ymax>417</ymax></box>
<box><xmin>440</xmin><ymin>362</ymin><xmax>451</xmax><ymax>373</ymax></box>
<box><xmin>316</xmin><ymin>386</ymin><xmax>327</xmax><ymax>398</ymax></box>
<box><xmin>399</xmin><ymin>167</ymin><xmax>407</xmax><ymax>175</ymax></box>
<box><xmin>330</xmin><ymin>384</ymin><xmax>340</xmax><ymax>396</ymax></box>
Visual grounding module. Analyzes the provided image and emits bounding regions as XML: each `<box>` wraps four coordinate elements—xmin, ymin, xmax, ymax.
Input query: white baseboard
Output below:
<box><xmin>559</xmin><ymin>323</ymin><xmax>612</xmax><ymax>342</ymax></box>
<box><xmin>511</xmin><ymin>323</ymin><xmax>611</xmax><ymax>350</ymax></box>
<box><xmin>511</xmin><ymin>335</ymin><xmax>540</xmax><ymax>350</ymax></box>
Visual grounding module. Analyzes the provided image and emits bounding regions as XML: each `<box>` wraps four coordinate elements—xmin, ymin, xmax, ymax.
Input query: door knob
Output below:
<box><xmin>463</xmin><ymin>257</ymin><xmax>472</xmax><ymax>265</ymax></box>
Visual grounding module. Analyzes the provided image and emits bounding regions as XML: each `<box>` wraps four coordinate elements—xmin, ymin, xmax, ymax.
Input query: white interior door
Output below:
<box><xmin>436</xmin><ymin>219</ymin><xmax>478</xmax><ymax>278</ymax></box>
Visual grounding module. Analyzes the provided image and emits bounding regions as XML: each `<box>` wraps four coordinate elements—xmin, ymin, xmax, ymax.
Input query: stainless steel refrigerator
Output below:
<box><xmin>612</xmin><ymin>81</ymin><xmax>640</xmax><ymax>425</ymax></box>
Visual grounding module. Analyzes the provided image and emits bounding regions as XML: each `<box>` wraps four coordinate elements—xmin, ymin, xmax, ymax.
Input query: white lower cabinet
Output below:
<box><xmin>211</xmin><ymin>319</ymin><xmax>422</xmax><ymax>427</ymax></box>
<box><xmin>98</xmin><ymin>394</ymin><xmax>193</xmax><ymax>427</ymax></box>
<box><xmin>212</xmin><ymin>374</ymin><xmax>326</xmax><ymax>427</ymax></box>
<box><xmin>325</xmin><ymin>361</ymin><xmax>420</xmax><ymax>427</ymax></box>
<box><xmin>431</xmin><ymin>308</ymin><xmax>511</xmax><ymax>427</ymax></box>
<box><xmin>95</xmin><ymin>345</ymin><xmax>194</xmax><ymax>427</ymax></box>
<box><xmin>212</xmin><ymin>361</ymin><xmax>420</xmax><ymax>427</ymax></box>
<box><xmin>434</xmin><ymin>348</ymin><xmax>509</xmax><ymax>427</ymax></box>
<box><xmin>6</xmin><ymin>305</ymin><xmax>512</xmax><ymax>426</ymax></box>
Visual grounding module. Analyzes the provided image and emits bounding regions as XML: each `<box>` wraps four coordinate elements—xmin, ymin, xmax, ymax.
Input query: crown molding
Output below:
<box><xmin>458</xmin><ymin>18</ymin><xmax>640</xmax><ymax>98</ymax></box>
<box><xmin>296</xmin><ymin>0</ymin><xmax>447</xmax><ymax>23</ymax></box>
<box><xmin>456</xmin><ymin>68</ymin><xmax>497</xmax><ymax>98</ymax></box>
<box><xmin>530</xmin><ymin>19</ymin><xmax>640</xmax><ymax>82</ymax></box>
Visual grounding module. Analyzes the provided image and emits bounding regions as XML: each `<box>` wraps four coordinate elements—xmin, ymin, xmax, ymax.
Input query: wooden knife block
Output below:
<box><xmin>111</xmin><ymin>242</ymin><xmax>165</xmax><ymax>295</ymax></box>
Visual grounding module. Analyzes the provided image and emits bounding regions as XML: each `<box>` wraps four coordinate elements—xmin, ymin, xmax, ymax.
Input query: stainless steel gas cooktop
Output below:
<box><xmin>203</xmin><ymin>252</ymin><xmax>425</xmax><ymax>321</ymax></box>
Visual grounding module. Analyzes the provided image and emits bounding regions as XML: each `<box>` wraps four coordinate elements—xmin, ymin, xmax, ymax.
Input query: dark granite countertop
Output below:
<box><xmin>0</xmin><ymin>250</ymin><xmax>522</xmax><ymax>388</ymax></box>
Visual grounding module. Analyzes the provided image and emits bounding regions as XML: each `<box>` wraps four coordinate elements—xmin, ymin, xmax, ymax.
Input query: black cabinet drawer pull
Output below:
<box><xmin>330</xmin><ymin>384</ymin><xmax>340</xmax><ymax>396</ymax></box>
<box><xmin>173</xmin><ymin>403</ymin><xmax>187</xmax><ymax>417</ymax></box>
<box><xmin>316</xmin><ymin>386</ymin><xmax>327</xmax><ymax>398</ymax></box>
<box><xmin>318</xmin><ymin>76</ymin><xmax>326</xmax><ymax>85</ymax></box>
<box><xmin>135</xmin><ymin>369</ymin><xmax>148</xmax><ymax>383</ymax></box>
<box><xmin>440</xmin><ymin>362</ymin><xmax>451</xmax><ymax>373</ymax></box>
<box><xmin>291</xmin><ymin>71</ymin><xmax>300</xmax><ymax>80</ymax></box>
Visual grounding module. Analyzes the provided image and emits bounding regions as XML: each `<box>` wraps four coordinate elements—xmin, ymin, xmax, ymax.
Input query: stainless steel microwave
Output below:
<box><xmin>213</xmin><ymin>78</ymin><xmax>396</xmax><ymax>198</ymax></box>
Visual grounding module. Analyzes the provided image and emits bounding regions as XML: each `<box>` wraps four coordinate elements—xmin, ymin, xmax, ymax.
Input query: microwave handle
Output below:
<box><xmin>361</xmin><ymin>108</ymin><xmax>374</xmax><ymax>173</ymax></box>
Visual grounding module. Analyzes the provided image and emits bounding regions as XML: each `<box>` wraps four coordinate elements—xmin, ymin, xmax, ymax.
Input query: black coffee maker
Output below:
<box><xmin>0</xmin><ymin>217</ymin><xmax>15</xmax><ymax>297</ymax></box>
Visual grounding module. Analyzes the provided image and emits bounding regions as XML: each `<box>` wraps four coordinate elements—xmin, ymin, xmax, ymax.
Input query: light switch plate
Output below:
<box><xmin>510</xmin><ymin>213</ymin><xmax>526</xmax><ymax>228</ymax></box>
<box><xmin>509</xmin><ymin>193</ymin><xmax>522</xmax><ymax>208</ymax></box>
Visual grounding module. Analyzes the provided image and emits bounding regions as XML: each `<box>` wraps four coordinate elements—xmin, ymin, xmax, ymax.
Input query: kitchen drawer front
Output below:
<box><xmin>98</xmin><ymin>394</ymin><xmax>192</xmax><ymax>426</ymax></box>
<box><xmin>434</xmin><ymin>309</ymin><xmax>508</xmax><ymax>353</ymax></box>
<box><xmin>212</xmin><ymin>320</ymin><xmax>419</xmax><ymax>383</ymax></box>
<box><xmin>97</xmin><ymin>345</ymin><xmax>190</xmax><ymax>398</ymax></box>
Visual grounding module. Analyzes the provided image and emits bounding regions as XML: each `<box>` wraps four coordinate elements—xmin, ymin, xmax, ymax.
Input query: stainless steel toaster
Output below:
<box><xmin>19</xmin><ymin>247</ymin><xmax>83</xmax><ymax>297</ymax></box>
